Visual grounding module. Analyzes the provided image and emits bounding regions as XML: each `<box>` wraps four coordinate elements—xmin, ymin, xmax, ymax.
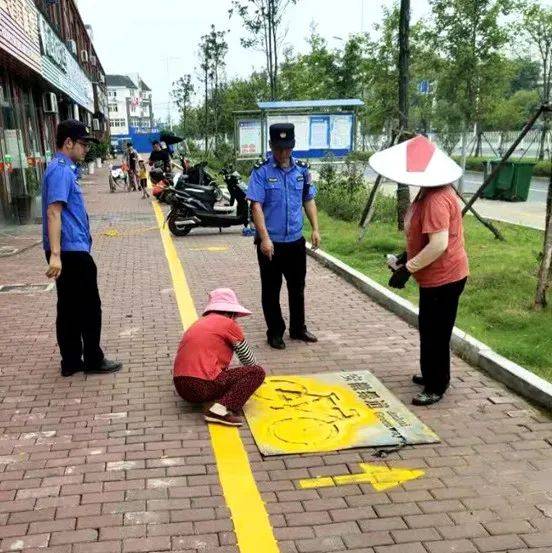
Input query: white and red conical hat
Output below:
<box><xmin>369</xmin><ymin>135</ymin><xmax>463</xmax><ymax>187</ymax></box>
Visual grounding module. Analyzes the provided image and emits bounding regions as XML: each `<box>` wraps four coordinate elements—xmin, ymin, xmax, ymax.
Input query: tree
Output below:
<box><xmin>171</xmin><ymin>75</ymin><xmax>195</xmax><ymax>135</ymax></box>
<box><xmin>428</xmin><ymin>0</ymin><xmax>512</xmax><ymax>191</ymax></box>
<box><xmin>206</xmin><ymin>25</ymin><xmax>229</xmax><ymax>149</ymax></box>
<box><xmin>396</xmin><ymin>0</ymin><xmax>411</xmax><ymax>230</ymax></box>
<box><xmin>198</xmin><ymin>32</ymin><xmax>213</xmax><ymax>151</ymax></box>
<box><xmin>521</xmin><ymin>2</ymin><xmax>552</xmax><ymax>160</ymax></box>
<box><xmin>197</xmin><ymin>26</ymin><xmax>229</xmax><ymax>152</ymax></box>
<box><xmin>229</xmin><ymin>0</ymin><xmax>297</xmax><ymax>99</ymax></box>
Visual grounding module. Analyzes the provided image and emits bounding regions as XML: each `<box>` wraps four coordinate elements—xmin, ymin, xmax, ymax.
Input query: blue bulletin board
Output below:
<box><xmin>262</xmin><ymin>113</ymin><xmax>354</xmax><ymax>159</ymax></box>
<box><xmin>234</xmin><ymin>99</ymin><xmax>363</xmax><ymax>160</ymax></box>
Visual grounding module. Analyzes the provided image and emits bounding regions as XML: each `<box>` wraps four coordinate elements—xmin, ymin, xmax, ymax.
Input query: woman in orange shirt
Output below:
<box><xmin>370</xmin><ymin>136</ymin><xmax>468</xmax><ymax>406</ymax></box>
<box><xmin>173</xmin><ymin>288</ymin><xmax>265</xmax><ymax>426</ymax></box>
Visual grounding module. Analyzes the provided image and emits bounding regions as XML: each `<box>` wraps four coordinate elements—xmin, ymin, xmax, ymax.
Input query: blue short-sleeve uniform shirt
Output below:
<box><xmin>246</xmin><ymin>155</ymin><xmax>317</xmax><ymax>243</ymax></box>
<box><xmin>42</xmin><ymin>152</ymin><xmax>92</xmax><ymax>253</ymax></box>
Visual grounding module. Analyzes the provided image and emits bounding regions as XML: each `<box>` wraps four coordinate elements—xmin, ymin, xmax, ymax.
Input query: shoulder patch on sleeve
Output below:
<box><xmin>254</xmin><ymin>157</ymin><xmax>270</xmax><ymax>170</ymax></box>
<box><xmin>296</xmin><ymin>159</ymin><xmax>310</xmax><ymax>169</ymax></box>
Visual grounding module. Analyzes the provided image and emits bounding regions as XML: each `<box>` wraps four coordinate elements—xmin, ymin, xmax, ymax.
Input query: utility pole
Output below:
<box><xmin>396</xmin><ymin>0</ymin><xmax>411</xmax><ymax>230</ymax></box>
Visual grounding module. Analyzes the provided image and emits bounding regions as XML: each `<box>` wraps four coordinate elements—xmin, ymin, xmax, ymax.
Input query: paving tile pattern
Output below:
<box><xmin>0</xmin><ymin>167</ymin><xmax>551</xmax><ymax>552</ymax></box>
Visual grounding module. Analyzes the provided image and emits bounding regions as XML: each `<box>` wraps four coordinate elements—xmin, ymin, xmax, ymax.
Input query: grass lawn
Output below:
<box><xmin>305</xmin><ymin>211</ymin><xmax>552</xmax><ymax>383</ymax></box>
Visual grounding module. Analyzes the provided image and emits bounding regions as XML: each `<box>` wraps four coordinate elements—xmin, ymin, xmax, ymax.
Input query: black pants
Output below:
<box><xmin>257</xmin><ymin>237</ymin><xmax>306</xmax><ymax>338</ymax></box>
<box><xmin>47</xmin><ymin>252</ymin><xmax>104</xmax><ymax>370</ymax></box>
<box><xmin>418</xmin><ymin>278</ymin><xmax>467</xmax><ymax>395</ymax></box>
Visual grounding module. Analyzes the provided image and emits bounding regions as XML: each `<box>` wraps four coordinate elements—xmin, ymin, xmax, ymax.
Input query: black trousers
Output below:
<box><xmin>47</xmin><ymin>251</ymin><xmax>104</xmax><ymax>370</ymax></box>
<box><xmin>418</xmin><ymin>277</ymin><xmax>467</xmax><ymax>395</ymax></box>
<box><xmin>256</xmin><ymin>237</ymin><xmax>307</xmax><ymax>338</ymax></box>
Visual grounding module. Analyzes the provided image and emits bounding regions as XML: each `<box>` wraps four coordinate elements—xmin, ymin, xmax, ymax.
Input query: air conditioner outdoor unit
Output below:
<box><xmin>42</xmin><ymin>92</ymin><xmax>58</xmax><ymax>114</ymax></box>
<box><xmin>66</xmin><ymin>39</ymin><xmax>77</xmax><ymax>55</ymax></box>
<box><xmin>92</xmin><ymin>118</ymin><xmax>101</xmax><ymax>131</ymax></box>
<box><xmin>81</xmin><ymin>50</ymin><xmax>89</xmax><ymax>63</ymax></box>
<box><xmin>90</xmin><ymin>55</ymin><xmax>97</xmax><ymax>66</ymax></box>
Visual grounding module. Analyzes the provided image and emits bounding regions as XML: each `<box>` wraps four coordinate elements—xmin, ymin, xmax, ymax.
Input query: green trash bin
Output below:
<box><xmin>482</xmin><ymin>160</ymin><xmax>502</xmax><ymax>199</ymax></box>
<box><xmin>482</xmin><ymin>160</ymin><xmax>535</xmax><ymax>202</ymax></box>
<box><xmin>506</xmin><ymin>161</ymin><xmax>534</xmax><ymax>202</ymax></box>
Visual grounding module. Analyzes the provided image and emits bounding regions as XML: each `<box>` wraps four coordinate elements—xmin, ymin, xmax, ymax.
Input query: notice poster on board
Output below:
<box><xmin>330</xmin><ymin>115</ymin><xmax>353</xmax><ymax>150</ymax></box>
<box><xmin>286</xmin><ymin>116</ymin><xmax>310</xmax><ymax>151</ymax></box>
<box><xmin>309</xmin><ymin>116</ymin><xmax>330</xmax><ymax>149</ymax></box>
<box><xmin>239</xmin><ymin>120</ymin><xmax>262</xmax><ymax>156</ymax></box>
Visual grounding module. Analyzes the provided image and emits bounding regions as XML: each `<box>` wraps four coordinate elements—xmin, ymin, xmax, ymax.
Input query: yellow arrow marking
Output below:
<box><xmin>299</xmin><ymin>464</ymin><xmax>425</xmax><ymax>492</ymax></box>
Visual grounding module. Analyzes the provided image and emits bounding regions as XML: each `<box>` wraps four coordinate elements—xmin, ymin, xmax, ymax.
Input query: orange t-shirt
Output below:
<box><xmin>173</xmin><ymin>313</ymin><xmax>244</xmax><ymax>380</ymax></box>
<box><xmin>405</xmin><ymin>185</ymin><xmax>469</xmax><ymax>288</ymax></box>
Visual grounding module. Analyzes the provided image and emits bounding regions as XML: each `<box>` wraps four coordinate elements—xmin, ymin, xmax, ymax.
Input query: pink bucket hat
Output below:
<box><xmin>203</xmin><ymin>288</ymin><xmax>251</xmax><ymax>317</ymax></box>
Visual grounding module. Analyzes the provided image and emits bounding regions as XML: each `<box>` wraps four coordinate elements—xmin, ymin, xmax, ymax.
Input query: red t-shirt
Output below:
<box><xmin>173</xmin><ymin>313</ymin><xmax>244</xmax><ymax>380</ymax></box>
<box><xmin>405</xmin><ymin>185</ymin><xmax>469</xmax><ymax>288</ymax></box>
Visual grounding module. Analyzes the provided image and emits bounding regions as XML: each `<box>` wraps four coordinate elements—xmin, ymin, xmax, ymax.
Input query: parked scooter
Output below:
<box><xmin>166</xmin><ymin>167</ymin><xmax>252</xmax><ymax>237</ymax></box>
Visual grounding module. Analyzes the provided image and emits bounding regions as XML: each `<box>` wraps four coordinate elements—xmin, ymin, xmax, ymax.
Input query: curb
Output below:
<box><xmin>307</xmin><ymin>245</ymin><xmax>552</xmax><ymax>411</ymax></box>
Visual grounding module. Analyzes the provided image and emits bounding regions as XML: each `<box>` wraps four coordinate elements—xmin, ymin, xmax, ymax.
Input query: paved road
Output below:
<box><xmin>364</xmin><ymin>168</ymin><xmax>549</xmax><ymax>204</ymax></box>
<box><xmin>1</xmin><ymin>166</ymin><xmax>551</xmax><ymax>552</ymax></box>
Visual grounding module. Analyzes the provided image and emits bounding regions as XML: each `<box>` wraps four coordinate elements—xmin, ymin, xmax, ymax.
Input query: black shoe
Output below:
<box><xmin>412</xmin><ymin>391</ymin><xmax>442</xmax><ymax>406</ymax></box>
<box><xmin>61</xmin><ymin>365</ymin><xmax>83</xmax><ymax>377</ymax></box>
<box><xmin>290</xmin><ymin>330</ymin><xmax>318</xmax><ymax>343</ymax></box>
<box><xmin>84</xmin><ymin>359</ymin><xmax>122</xmax><ymax>374</ymax></box>
<box><xmin>412</xmin><ymin>375</ymin><xmax>425</xmax><ymax>386</ymax></box>
<box><xmin>267</xmin><ymin>336</ymin><xmax>286</xmax><ymax>350</ymax></box>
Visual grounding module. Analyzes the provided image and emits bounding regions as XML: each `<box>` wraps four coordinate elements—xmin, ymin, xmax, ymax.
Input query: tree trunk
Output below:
<box><xmin>396</xmin><ymin>0</ymin><xmax>411</xmax><ymax>231</ymax></box>
<box><xmin>266</xmin><ymin>1</ymin><xmax>275</xmax><ymax>100</ymax></box>
<box><xmin>475</xmin><ymin>123</ymin><xmax>483</xmax><ymax>157</ymax></box>
<box><xmin>538</xmin><ymin>116</ymin><xmax>549</xmax><ymax>161</ymax></box>
<box><xmin>270</xmin><ymin>0</ymin><xmax>278</xmax><ymax>98</ymax></box>
<box><xmin>457</xmin><ymin>124</ymin><xmax>468</xmax><ymax>195</ymax></box>
<box><xmin>534</xmin><ymin>172</ymin><xmax>552</xmax><ymax>308</ymax></box>
<box><xmin>204</xmin><ymin>68</ymin><xmax>209</xmax><ymax>153</ymax></box>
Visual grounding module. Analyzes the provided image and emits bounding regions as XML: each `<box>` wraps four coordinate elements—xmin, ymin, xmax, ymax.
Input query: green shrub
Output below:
<box><xmin>315</xmin><ymin>159</ymin><xmax>397</xmax><ymax>223</ymax></box>
<box><xmin>346</xmin><ymin>150</ymin><xmax>374</xmax><ymax>163</ymax></box>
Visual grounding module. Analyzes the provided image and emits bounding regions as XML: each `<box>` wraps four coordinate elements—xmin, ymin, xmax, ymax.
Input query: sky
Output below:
<box><xmin>76</xmin><ymin>0</ymin><xmax>551</xmax><ymax>123</ymax></box>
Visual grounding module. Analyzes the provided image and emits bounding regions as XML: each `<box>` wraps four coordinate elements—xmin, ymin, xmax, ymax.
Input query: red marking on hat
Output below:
<box><xmin>407</xmin><ymin>136</ymin><xmax>436</xmax><ymax>172</ymax></box>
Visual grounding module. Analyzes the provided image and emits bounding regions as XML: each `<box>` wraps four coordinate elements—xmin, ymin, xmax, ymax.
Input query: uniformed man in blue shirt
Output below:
<box><xmin>43</xmin><ymin>120</ymin><xmax>122</xmax><ymax>377</ymax></box>
<box><xmin>247</xmin><ymin>123</ymin><xmax>321</xmax><ymax>350</ymax></box>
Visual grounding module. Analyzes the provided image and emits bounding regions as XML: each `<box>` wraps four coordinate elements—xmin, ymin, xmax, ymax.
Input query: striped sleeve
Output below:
<box><xmin>233</xmin><ymin>339</ymin><xmax>256</xmax><ymax>366</ymax></box>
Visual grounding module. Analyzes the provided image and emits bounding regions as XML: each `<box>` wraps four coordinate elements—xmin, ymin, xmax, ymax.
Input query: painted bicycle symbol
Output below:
<box><xmin>253</xmin><ymin>379</ymin><xmax>362</xmax><ymax>446</ymax></box>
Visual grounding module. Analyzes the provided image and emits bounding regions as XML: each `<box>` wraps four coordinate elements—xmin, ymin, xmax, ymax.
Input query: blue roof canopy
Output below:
<box><xmin>257</xmin><ymin>99</ymin><xmax>364</xmax><ymax>110</ymax></box>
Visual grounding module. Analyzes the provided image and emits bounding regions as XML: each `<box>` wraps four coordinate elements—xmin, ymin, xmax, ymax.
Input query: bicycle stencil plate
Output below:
<box><xmin>243</xmin><ymin>371</ymin><xmax>440</xmax><ymax>455</ymax></box>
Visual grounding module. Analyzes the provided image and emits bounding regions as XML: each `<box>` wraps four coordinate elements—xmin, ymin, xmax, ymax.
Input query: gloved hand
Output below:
<box><xmin>389</xmin><ymin>265</ymin><xmax>411</xmax><ymax>289</ymax></box>
<box><xmin>386</xmin><ymin>251</ymin><xmax>407</xmax><ymax>271</ymax></box>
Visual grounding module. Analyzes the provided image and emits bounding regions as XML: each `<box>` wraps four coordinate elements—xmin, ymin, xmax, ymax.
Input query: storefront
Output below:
<box><xmin>37</xmin><ymin>12</ymin><xmax>95</xmax><ymax>123</ymax></box>
<box><xmin>0</xmin><ymin>0</ymin><xmax>44</xmax><ymax>224</ymax></box>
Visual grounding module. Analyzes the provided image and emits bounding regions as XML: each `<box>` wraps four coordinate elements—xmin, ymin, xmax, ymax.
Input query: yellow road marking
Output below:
<box><xmin>189</xmin><ymin>246</ymin><xmax>229</xmax><ymax>252</ymax></box>
<box><xmin>101</xmin><ymin>226</ymin><xmax>158</xmax><ymax>238</ymax></box>
<box><xmin>152</xmin><ymin>201</ymin><xmax>279</xmax><ymax>553</ymax></box>
<box><xmin>299</xmin><ymin>464</ymin><xmax>425</xmax><ymax>492</ymax></box>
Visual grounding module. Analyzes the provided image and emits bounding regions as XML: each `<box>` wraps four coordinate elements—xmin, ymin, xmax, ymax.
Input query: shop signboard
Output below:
<box><xmin>37</xmin><ymin>13</ymin><xmax>94</xmax><ymax>113</ymax></box>
<box><xmin>94</xmin><ymin>83</ymin><xmax>108</xmax><ymax>117</ymax></box>
<box><xmin>0</xmin><ymin>0</ymin><xmax>41</xmax><ymax>73</ymax></box>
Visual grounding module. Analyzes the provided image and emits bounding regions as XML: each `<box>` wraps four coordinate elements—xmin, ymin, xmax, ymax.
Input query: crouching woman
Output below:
<box><xmin>173</xmin><ymin>288</ymin><xmax>265</xmax><ymax>426</ymax></box>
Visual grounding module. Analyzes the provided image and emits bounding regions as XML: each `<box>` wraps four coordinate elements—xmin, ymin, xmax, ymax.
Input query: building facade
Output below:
<box><xmin>107</xmin><ymin>73</ymin><xmax>155</xmax><ymax>152</ymax></box>
<box><xmin>0</xmin><ymin>0</ymin><xmax>107</xmax><ymax>225</ymax></box>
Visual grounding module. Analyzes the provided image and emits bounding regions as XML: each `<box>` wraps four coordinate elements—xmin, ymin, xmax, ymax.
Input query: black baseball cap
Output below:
<box><xmin>269</xmin><ymin>123</ymin><xmax>295</xmax><ymax>149</ymax></box>
<box><xmin>56</xmin><ymin>119</ymin><xmax>99</xmax><ymax>145</ymax></box>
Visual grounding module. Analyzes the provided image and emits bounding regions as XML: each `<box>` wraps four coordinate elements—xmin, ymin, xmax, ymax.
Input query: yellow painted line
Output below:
<box><xmin>189</xmin><ymin>246</ymin><xmax>229</xmax><ymax>252</ymax></box>
<box><xmin>152</xmin><ymin>201</ymin><xmax>279</xmax><ymax>553</ymax></box>
<box><xmin>299</xmin><ymin>464</ymin><xmax>425</xmax><ymax>492</ymax></box>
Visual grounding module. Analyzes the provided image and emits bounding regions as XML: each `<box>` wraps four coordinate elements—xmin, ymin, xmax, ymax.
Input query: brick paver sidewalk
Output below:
<box><xmin>0</xmin><ymin>166</ymin><xmax>551</xmax><ymax>553</ymax></box>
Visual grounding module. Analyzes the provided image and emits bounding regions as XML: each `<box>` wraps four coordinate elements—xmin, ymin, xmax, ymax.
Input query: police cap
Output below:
<box><xmin>269</xmin><ymin>123</ymin><xmax>295</xmax><ymax>149</ymax></box>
